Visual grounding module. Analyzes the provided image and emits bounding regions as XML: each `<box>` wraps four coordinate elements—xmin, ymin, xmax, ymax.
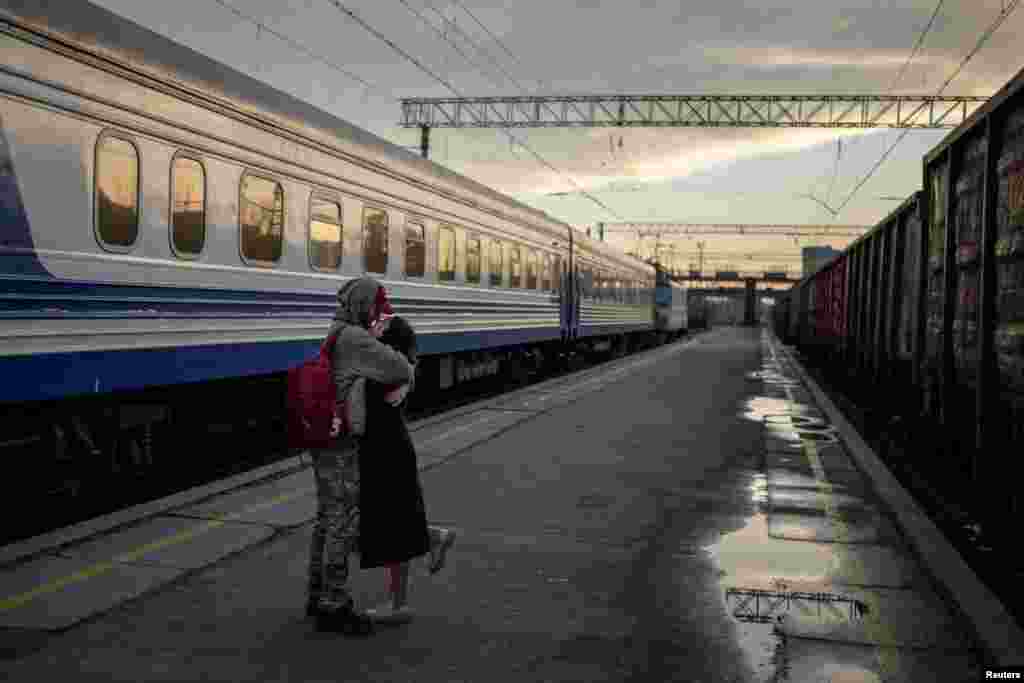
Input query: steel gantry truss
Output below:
<box><xmin>597</xmin><ymin>223</ymin><xmax>863</xmax><ymax>277</ymax></box>
<box><xmin>598</xmin><ymin>223</ymin><xmax>870</xmax><ymax>238</ymax></box>
<box><xmin>400</xmin><ymin>94</ymin><xmax>987</xmax><ymax>130</ymax></box>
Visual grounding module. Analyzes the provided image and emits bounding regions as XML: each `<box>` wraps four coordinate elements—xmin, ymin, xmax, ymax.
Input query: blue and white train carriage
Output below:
<box><xmin>0</xmin><ymin>0</ymin><xmax>678</xmax><ymax>475</ymax></box>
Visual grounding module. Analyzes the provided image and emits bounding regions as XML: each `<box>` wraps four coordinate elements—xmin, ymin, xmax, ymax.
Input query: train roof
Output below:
<box><xmin>0</xmin><ymin>0</ymin><xmax>652</xmax><ymax>274</ymax></box>
<box><xmin>924</xmin><ymin>63</ymin><xmax>1024</xmax><ymax>165</ymax></box>
<box><xmin>788</xmin><ymin>190</ymin><xmax>921</xmax><ymax>290</ymax></box>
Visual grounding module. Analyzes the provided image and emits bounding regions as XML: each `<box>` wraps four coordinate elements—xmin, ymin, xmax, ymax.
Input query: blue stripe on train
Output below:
<box><xmin>0</xmin><ymin>326</ymin><xmax>566</xmax><ymax>403</ymax></box>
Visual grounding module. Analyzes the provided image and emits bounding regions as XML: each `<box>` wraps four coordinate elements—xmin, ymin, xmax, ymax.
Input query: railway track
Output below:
<box><xmin>1</xmin><ymin>338</ymin><xmax>687</xmax><ymax>547</ymax></box>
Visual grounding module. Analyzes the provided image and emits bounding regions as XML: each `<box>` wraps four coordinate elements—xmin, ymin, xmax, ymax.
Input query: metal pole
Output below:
<box><xmin>419</xmin><ymin>125</ymin><xmax>430</xmax><ymax>159</ymax></box>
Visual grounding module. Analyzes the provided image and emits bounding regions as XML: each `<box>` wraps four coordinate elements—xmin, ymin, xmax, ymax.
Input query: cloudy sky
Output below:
<box><xmin>90</xmin><ymin>0</ymin><xmax>1024</xmax><ymax>273</ymax></box>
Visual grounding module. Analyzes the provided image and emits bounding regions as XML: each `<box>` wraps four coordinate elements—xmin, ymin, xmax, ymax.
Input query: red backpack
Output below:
<box><xmin>286</xmin><ymin>333</ymin><xmax>342</xmax><ymax>450</ymax></box>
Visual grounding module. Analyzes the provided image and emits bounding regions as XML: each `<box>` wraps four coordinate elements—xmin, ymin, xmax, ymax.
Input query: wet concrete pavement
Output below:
<box><xmin>0</xmin><ymin>327</ymin><xmax>987</xmax><ymax>681</ymax></box>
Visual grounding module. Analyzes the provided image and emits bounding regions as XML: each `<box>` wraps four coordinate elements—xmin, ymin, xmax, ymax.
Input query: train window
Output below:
<box><xmin>240</xmin><ymin>173</ymin><xmax>284</xmax><ymax>264</ymax></box>
<box><xmin>438</xmin><ymin>225</ymin><xmax>456</xmax><ymax>281</ymax></box>
<box><xmin>405</xmin><ymin>222</ymin><xmax>425</xmax><ymax>277</ymax></box>
<box><xmin>466</xmin><ymin>234</ymin><xmax>481</xmax><ymax>283</ymax></box>
<box><xmin>541</xmin><ymin>254</ymin><xmax>551</xmax><ymax>291</ymax></box>
<box><xmin>309</xmin><ymin>195</ymin><xmax>342</xmax><ymax>270</ymax></box>
<box><xmin>363</xmin><ymin>207</ymin><xmax>388</xmax><ymax>274</ymax></box>
<box><xmin>170</xmin><ymin>155</ymin><xmax>205</xmax><ymax>257</ymax></box>
<box><xmin>510</xmin><ymin>245</ymin><xmax>522</xmax><ymax>287</ymax></box>
<box><xmin>95</xmin><ymin>135</ymin><xmax>140</xmax><ymax>249</ymax></box>
<box><xmin>526</xmin><ymin>250</ymin><xmax>538</xmax><ymax>289</ymax></box>
<box><xmin>490</xmin><ymin>240</ymin><xmax>503</xmax><ymax>286</ymax></box>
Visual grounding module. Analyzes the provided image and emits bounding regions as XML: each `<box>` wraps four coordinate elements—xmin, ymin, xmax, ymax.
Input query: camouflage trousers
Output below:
<box><xmin>307</xmin><ymin>436</ymin><xmax>360</xmax><ymax>612</ymax></box>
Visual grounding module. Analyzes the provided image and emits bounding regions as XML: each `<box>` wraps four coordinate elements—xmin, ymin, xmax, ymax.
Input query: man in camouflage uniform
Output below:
<box><xmin>306</xmin><ymin>277</ymin><xmax>413</xmax><ymax>634</ymax></box>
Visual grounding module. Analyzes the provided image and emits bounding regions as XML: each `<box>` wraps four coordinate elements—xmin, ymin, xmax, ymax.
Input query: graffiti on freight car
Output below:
<box><xmin>813</xmin><ymin>256</ymin><xmax>847</xmax><ymax>339</ymax></box>
<box><xmin>930</xmin><ymin>163</ymin><xmax>948</xmax><ymax>270</ymax></box>
<box><xmin>954</xmin><ymin>153</ymin><xmax>983</xmax><ymax>267</ymax></box>
<box><xmin>1006</xmin><ymin>159</ymin><xmax>1024</xmax><ymax>229</ymax></box>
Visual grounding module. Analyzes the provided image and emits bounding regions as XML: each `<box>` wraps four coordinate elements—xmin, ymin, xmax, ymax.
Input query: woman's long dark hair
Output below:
<box><xmin>378</xmin><ymin>316</ymin><xmax>417</xmax><ymax>364</ymax></box>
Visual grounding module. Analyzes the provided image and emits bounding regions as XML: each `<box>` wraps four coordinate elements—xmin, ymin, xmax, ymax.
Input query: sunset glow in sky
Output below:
<box><xmin>89</xmin><ymin>0</ymin><xmax>1024</xmax><ymax>271</ymax></box>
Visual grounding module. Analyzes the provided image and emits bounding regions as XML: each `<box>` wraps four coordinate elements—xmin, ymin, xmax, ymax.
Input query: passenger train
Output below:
<box><xmin>0</xmin><ymin>0</ymin><xmax>689</xmax><ymax>495</ymax></box>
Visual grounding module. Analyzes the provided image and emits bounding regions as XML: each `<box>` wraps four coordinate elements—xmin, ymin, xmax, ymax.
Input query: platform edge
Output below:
<box><xmin>774</xmin><ymin>335</ymin><xmax>1024</xmax><ymax>667</ymax></box>
<box><xmin>0</xmin><ymin>454</ymin><xmax>308</xmax><ymax>568</ymax></box>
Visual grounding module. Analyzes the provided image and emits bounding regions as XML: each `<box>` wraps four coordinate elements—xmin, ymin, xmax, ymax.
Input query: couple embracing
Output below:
<box><xmin>306</xmin><ymin>276</ymin><xmax>456</xmax><ymax>635</ymax></box>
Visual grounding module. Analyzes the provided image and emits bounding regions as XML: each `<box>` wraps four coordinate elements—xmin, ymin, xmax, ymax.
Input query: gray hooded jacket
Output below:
<box><xmin>328</xmin><ymin>278</ymin><xmax>414</xmax><ymax>434</ymax></box>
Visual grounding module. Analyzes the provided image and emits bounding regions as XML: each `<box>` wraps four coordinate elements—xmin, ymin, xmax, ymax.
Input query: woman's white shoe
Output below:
<box><xmin>366</xmin><ymin>603</ymin><xmax>414</xmax><ymax>624</ymax></box>
<box><xmin>428</xmin><ymin>528</ymin><xmax>457</xmax><ymax>574</ymax></box>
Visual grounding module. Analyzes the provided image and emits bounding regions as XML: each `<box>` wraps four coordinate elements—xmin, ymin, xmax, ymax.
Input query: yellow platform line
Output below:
<box><xmin>0</xmin><ymin>486</ymin><xmax>314</xmax><ymax>612</ymax></box>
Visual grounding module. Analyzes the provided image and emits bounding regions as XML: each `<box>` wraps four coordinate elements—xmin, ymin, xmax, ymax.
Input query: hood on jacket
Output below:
<box><xmin>332</xmin><ymin>277</ymin><xmax>392</xmax><ymax>329</ymax></box>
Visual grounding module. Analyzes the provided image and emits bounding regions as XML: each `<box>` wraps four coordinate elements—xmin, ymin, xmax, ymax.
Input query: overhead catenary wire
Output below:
<box><xmin>888</xmin><ymin>0</ymin><xmax>947</xmax><ymax>93</ymax></box>
<box><xmin>323</xmin><ymin>0</ymin><xmax>624</xmax><ymax>221</ymax></box>
<box><xmin>396</xmin><ymin>0</ymin><xmax>500</xmax><ymax>90</ymax></box>
<box><xmin>419</xmin><ymin>0</ymin><xmax>532</xmax><ymax>94</ymax></box>
<box><xmin>447</xmin><ymin>0</ymin><xmax>546</xmax><ymax>92</ymax></box>
<box><xmin>409</xmin><ymin>1</ymin><xmax>632</xmax><ymax>197</ymax></box>
<box><xmin>807</xmin><ymin>0</ymin><xmax>946</xmax><ymax>214</ymax></box>
<box><xmin>833</xmin><ymin>0</ymin><xmax>1020</xmax><ymax>215</ymax></box>
<box><xmin>210</xmin><ymin>0</ymin><xmax>383</xmax><ymax>96</ymax></box>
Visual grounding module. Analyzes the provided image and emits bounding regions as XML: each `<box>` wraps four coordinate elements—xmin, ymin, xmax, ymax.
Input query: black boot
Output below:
<box><xmin>315</xmin><ymin>605</ymin><xmax>375</xmax><ymax>636</ymax></box>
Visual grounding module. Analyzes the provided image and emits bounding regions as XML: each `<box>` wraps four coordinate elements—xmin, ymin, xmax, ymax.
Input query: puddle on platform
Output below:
<box><xmin>766</xmin><ymin>423</ymin><xmax>839</xmax><ymax>445</ymax></box>
<box><xmin>769</xmin><ymin>488</ymin><xmax>876</xmax><ymax>515</ymax></box>
<box><xmin>708</xmin><ymin>512</ymin><xmax>836</xmax><ymax>591</ymax></box>
<box><xmin>768</xmin><ymin>470</ymin><xmax>870</xmax><ymax>496</ymax></box>
<box><xmin>740</xmin><ymin>396</ymin><xmax>822</xmax><ymax>423</ymax></box>
<box><xmin>764</xmin><ymin>414</ymin><xmax>831</xmax><ymax>429</ymax></box>
<box><xmin>785</xmin><ymin>637</ymin><xmax>980</xmax><ymax>683</ymax></box>
<box><xmin>768</xmin><ymin>511</ymin><xmax>902</xmax><ymax>546</ymax></box>
<box><xmin>706</xmin><ymin>503</ymin><xmax>887</xmax><ymax>680</ymax></box>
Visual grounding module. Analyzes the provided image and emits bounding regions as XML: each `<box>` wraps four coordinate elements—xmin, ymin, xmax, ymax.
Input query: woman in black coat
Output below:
<box><xmin>358</xmin><ymin>315</ymin><xmax>456</xmax><ymax>623</ymax></box>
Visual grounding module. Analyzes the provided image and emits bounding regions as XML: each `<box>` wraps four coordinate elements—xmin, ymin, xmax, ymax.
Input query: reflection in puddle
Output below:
<box><xmin>740</xmin><ymin>396</ymin><xmax>822</xmax><ymax>423</ymax></box>
<box><xmin>766</xmin><ymin>423</ymin><xmax>839</xmax><ymax>444</ymax></box>
<box><xmin>769</xmin><ymin>488</ymin><xmax>870</xmax><ymax>513</ymax></box>
<box><xmin>709</xmin><ymin>510</ymin><xmax>841</xmax><ymax>681</ymax></box>
<box><xmin>706</xmin><ymin>513</ymin><xmax>836</xmax><ymax>591</ymax></box>
<box><xmin>765</xmin><ymin>414</ymin><xmax>830</xmax><ymax>428</ymax></box>
<box><xmin>749</xmin><ymin>473</ymin><xmax>769</xmax><ymax>504</ymax></box>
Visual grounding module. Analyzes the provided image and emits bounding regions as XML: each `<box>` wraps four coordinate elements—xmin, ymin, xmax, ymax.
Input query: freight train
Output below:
<box><xmin>772</xmin><ymin>63</ymin><xmax>1024</xmax><ymax>529</ymax></box>
<box><xmin>0</xmin><ymin>0</ymin><xmax>690</xmax><ymax>531</ymax></box>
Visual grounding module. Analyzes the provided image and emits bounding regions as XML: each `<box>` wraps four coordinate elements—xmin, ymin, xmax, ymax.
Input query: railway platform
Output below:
<box><xmin>0</xmin><ymin>326</ymin><xmax>1017</xmax><ymax>681</ymax></box>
